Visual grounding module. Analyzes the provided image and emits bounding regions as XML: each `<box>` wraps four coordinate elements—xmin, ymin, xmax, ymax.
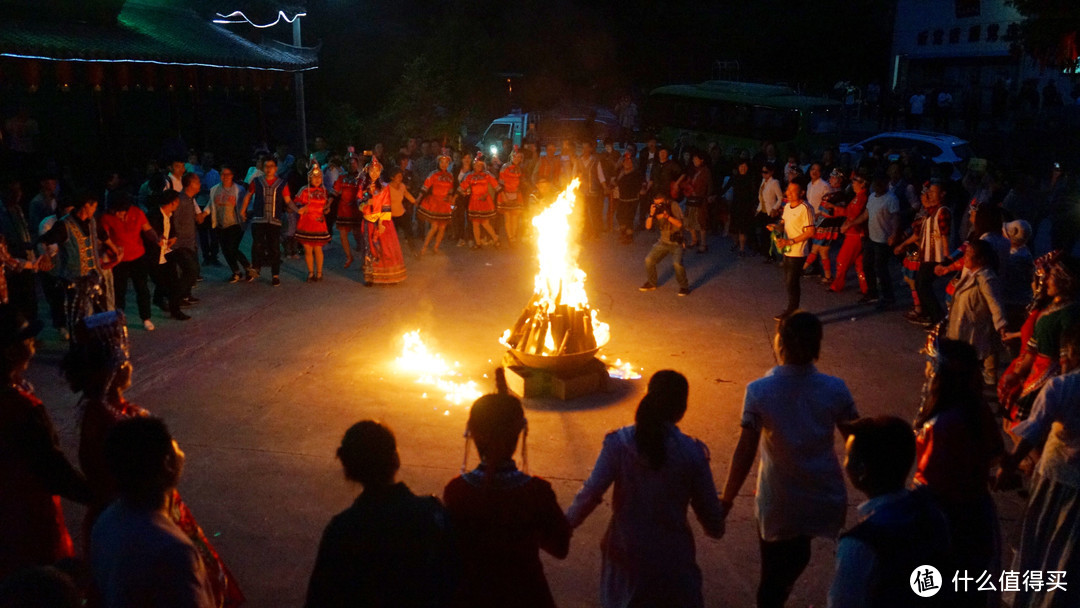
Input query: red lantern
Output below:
<box><xmin>183</xmin><ymin>67</ymin><xmax>197</xmax><ymax>91</ymax></box>
<box><xmin>55</xmin><ymin>61</ymin><xmax>73</xmax><ymax>92</ymax></box>
<box><xmin>115</xmin><ymin>63</ymin><xmax>131</xmax><ymax>91</ymax></box>
<box><xmin>23</xmin><ymin>60</ymin><xmax>40</xmax><ymax>92</ymax></box>
<box><xmin>142</xmin><ymin>64</ymin><xmax>156</xmax><ymax>91</ymax></box>
<box><xmin>164</xmin><ymin>67</ymin><xmax>178</xmax><ymax>91</ymax></box>
<box><xmin>88</xmin><ymin>63</ymin><xmax>105</xmax><ymax>92</ymax></box>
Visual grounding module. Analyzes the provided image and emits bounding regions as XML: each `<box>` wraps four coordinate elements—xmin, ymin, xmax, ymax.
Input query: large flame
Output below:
<box><xmin>500</xmin><ymin>179</ymin><xmax>609</xmax><ymax>353</ymax></box>
<box><xmin>396</xmin><ymin>330</ymin><xmax>482</xmax><ymax>406</ymax></box>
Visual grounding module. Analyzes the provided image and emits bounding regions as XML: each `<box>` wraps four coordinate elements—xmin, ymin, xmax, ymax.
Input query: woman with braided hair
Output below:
<box><xmin>442</xmin><ymin>371</ymin><xmax>570</xmax><ymax>608</ymax></box>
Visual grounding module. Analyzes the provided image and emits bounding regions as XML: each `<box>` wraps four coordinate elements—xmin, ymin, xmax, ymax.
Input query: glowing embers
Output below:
<box><xmin>396</xmin><ymin>330</ymin><xmax>481</xmax><ymax>406</ymax></box>
<box><xmin>500</xmin><ymin>179</ymin><xmax>610</xmax><ymax>365</ymax></box>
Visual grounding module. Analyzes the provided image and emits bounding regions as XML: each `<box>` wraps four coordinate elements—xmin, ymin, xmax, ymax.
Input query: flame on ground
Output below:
<box><xmin>396</xmin><ymin>330</ymin><xmax>482</xmax><ymax>406</ymax></box>
<box><xmin>607</xmin><ymin>358</ymin><xmax>642</xmax><ymax>380</ymax></box>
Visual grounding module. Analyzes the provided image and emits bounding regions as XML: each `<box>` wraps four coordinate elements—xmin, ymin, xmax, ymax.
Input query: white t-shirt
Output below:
<box><xmin>910</xmin><ymin>94</ymin><xmax>925</xmax><ymax>115</ymax></box>
<box><xmin>741</xmin><ymin>364</ymin><xmax>857</xmax><ymax>541</ymax></box>
<box><xmin>806</xmin><ymin>178</ymin><xmax>832</xmax><ymax>214</ymax></box>
<box><xmin>781</xmin><ymin>201</ymin><xmax>814</xmax><ymax>257</ymax></box>
<box><xmin>865</xmin><ymin>191</ymin><xmax>899</xmax><ymax>244</ymax></box>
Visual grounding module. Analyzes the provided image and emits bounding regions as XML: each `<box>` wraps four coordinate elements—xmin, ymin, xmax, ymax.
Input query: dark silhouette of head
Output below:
<box><xmin>337</xmin><ymin>420</ymin><xmax>400</xmax><ymax>488</ymax></box>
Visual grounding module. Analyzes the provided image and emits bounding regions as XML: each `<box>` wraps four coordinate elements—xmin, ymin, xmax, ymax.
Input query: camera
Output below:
<box><xmin>650</xmin><ymin>200</ymin><xmax>669</xmax><ymax>218</ymax></box>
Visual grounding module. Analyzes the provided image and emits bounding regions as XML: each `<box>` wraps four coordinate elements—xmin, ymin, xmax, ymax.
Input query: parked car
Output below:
<box><xmin>840</xmin><ymin>130</ymin><xmax>972</xmax><ymax>175</ymax></box>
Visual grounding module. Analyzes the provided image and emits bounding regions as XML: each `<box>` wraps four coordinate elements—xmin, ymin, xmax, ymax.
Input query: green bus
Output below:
<box><xmin>643</xmin><ymin>80</ymin><xmax>841</xmax><ymax>155</ymax></box>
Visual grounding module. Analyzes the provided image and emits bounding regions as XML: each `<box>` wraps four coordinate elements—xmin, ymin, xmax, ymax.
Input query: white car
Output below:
<box><xmin>840</xmin><ymin>131</ymin><xmax>972</xmax><ymax>173</ymax></box>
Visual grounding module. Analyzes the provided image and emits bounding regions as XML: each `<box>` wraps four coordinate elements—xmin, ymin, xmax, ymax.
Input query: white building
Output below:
<box><xmin>891</xmin><ymin>0</ymin><xmax>1072</xmax><ymax>101</ymax></box>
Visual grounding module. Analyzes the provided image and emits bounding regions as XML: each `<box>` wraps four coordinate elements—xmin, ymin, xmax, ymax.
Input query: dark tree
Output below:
<box><xmin>1008</xmin><ymin>0</ymin><xmax>1080</xmax><ymax>70</ymax></box>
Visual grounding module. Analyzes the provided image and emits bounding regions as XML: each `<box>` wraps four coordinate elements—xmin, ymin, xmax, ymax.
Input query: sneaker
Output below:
<box><xmin>228</xmin><ymin>273</ymin><xmax>241</xmax><ymax>283</ymax></box>
<box><xmin>142</xmin><ymin>319</ymin><xmax>156</xmax><ymax>331</ymax></box>
<box><xmin>678</xmin><ymin>288</ymin><xmax>691</xmax><ymax>296</ymax></box>
<box><xmin>906</xmin><ymin>314</ymin><xmax>932</xmax><ymax>326</ymax></box>
<box><xmin>171</xmin><ymin>311</ymin><xmax>191</xmax><ymax>321</ymax></box>
<box><xmin>639</xmin><ymin>282</ymin><xmax>657</xmax><ymax>292</ymax></box>
<box><xmin>244</xmin><ymin>271</ymin><xmax>256</xmax><ymax>283</ymax></box>
<box><xmin>857</xmin><ymin>293</ymin><xmax>880</xmax><ymax>304</ymax></box>
<box><xmin>196</xmin><ymin>275</ymin><xmax>204</xmax><ymax>282</ymax></box>
<box><xmin>184</xmin><ymin>295</ymin><xmax>200</xmax><ymax>304</ymax></box>
<box><xmin>903</xmin><ymin>309</ymin><xmax>924</xmax><ymax>322</ymax></box>
<box><xmin>271</xmin><ymin>276</ymin><xmax>281</xmax><ymax>286</ymax></box>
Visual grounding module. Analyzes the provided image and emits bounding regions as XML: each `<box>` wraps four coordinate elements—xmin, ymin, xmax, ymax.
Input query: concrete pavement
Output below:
<box><xmin>30</xmin><ymin>228</ymin><xmax>1027</xmax><ymax>607</ymax></box>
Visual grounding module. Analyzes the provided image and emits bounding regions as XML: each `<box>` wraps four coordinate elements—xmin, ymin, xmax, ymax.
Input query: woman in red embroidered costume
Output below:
<box><xmin>458</xmin><ymin>153</ymin><xmax>502</xmax><ymax>249</ymax></box>
<box><xmin>332</xmin><ymin>149</ymin><xmax>363</xmax><ymax>268</ymax></box>
<box><xmin>1000</xmin><ymin>253</ymin><xmax>1080</xmax><ymax>428</ymax></box>
<box><xmin>498</xmin><ymin>148</ymin><xmax>526</xmax><ymax>245</ymax></box>
<box><xmin>418</xmin><ymin>150</ymin><xmax>456</xmax><ymax>256</ymax></box>
<box><xmin>0</xmin><ymin>304</ymin><xmax>91</xmax><ymax>581</ymax></box>
<box><xmin>63</xmin><ymin>310</ymin><xmax>245</xmax><ymax>607</ymax></box>
<box><xmin>293</xmin><ymin>158</ymin><xmax>332</xmax><ymax>282</ymax></box>
<box><xmin>360</xmin><ymin>157</ymin><xmax>407</xmax><ymax>285</ymax></box>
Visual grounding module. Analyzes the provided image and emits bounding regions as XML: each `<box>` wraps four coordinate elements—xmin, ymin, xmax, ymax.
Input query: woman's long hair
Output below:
<box><xmin>914</xmin><ymin>339</ymin><xmax>988</xmax><ymax>436</ymax></box>
<box><xmin>634</xmin><ymin>370</ymin><xmax>689</xmax><ymax>469</ymax></box>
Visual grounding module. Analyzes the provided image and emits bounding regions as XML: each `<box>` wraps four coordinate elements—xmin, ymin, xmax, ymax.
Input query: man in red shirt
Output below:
<box><xmin>101</xmin><ymin>193</ymin><xmax>159</xmax><ymax>331</ymax></box>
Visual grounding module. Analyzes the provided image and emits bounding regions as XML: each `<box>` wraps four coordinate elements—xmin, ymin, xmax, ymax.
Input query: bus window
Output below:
<box><xmin>808</xmin><ymin>108</ymin><xmax>839</xmax><ymax>135</ymax></box>
<box><xmin>752</xmin><ymin>106</ymin><xmax>798</xmax><ymax>142</ymax></box>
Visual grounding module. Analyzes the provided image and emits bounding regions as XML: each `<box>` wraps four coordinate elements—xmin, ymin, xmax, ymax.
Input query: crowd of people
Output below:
<box><xmin>5</xmin><ymin>302</ymin><xmax>1080</xmax><ymax>608</ymax></box>
<box><xmin>1</xmin><ymin>126</ymin><xmax>1079</xmax><ymax>607</ymax></box>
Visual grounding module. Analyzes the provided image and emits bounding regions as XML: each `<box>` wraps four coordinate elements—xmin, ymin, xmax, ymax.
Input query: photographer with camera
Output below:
<box><xmin>640</xmin><ymin>192</ymin><xmax>690</xmax><ymax>296</ymax></box>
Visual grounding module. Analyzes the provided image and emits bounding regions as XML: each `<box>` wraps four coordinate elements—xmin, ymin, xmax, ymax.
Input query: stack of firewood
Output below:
<box><xmin>504</xmin><ymin>292</ymin><xmax>598</xmax><ymax>357</ymax></box>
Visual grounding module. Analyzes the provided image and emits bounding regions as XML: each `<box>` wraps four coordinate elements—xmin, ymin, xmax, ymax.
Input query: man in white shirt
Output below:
<box><xmin>805</xmin><ymin>163</ymin><xmax>831</xmax><ymax>215</ymax></box>
<box><xmin>91</xmin><ymin>417</ymin><xmax>215</xmax><ymax>608</ymax></box>
<box><xmin>147</xmin><ymin>192</ymin><xmax>189</xmax><ymax>321</ymax></box>
<box><xmin>859</xmin><ymin>174</ymin><xmax>901</xmax><ymax>308</ymax></box>
<box><xmin>769</xmin><ymin>181</ymin><xmax>815</xmax><ymax>320</ymax></box>
<box><xmin>908</xmin><ymin>91</ymin><xmax>926</xmax><ymax>129</ymax></box>
<box><xmin>757</xmin><ymin>163</ymin><xmax>784</xmax><ymax>262</ymax></box>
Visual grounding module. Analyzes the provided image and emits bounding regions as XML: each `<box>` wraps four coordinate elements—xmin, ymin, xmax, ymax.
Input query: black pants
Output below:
<box><xmin>583</xmin><ymin>193</ymin><xmax>603</xmax><ymax>237</ymax></box>
<box><xmin>151</xmin><ymin>259</ymin><xmax>183</xmax><ymax>315</ymax></box>
<box><xmin>6</xmin><ymin>268</ymin><xmax>37</xmax><ymax>322</ymax></box>
<box><xmin>197</xmin><ymin>220</ymin><xmax>219</xmax><ymax>263</ymax></box>
<box><xmin>112</xmin><ymin>257</ymin><xmax>152</xmax><ymax>321</ymax></box>
<box><xmin>250</xmin><ymin>223</ymin><xmax>282</xmax><ymax>275</ymax></box>
<box><xmin>758</xmin><ymin>535</ymin><xmax>812</xmax><ymax>608</ymax></box>
<box><xmin>615</xmin><ymin>198</ymin><xmax>637</xmax><ymax>232</ymax></box>
<box><xmin>40</xmin><ymin>273</ymin><xmax>66</xmax><ymax>328</ymax></box>
<box><xmin>215</xmin><ymin>225</ymin><xmax>250</xmax><ymax>274</ymax></box>
<box><xmin>916</xmin><ymin>261</ymin><xmax>944</xmax><ymax>322</ymax></box>
<box><xmin>168</xmin><ymin>248</ymin><xmax>199</xmax><ymax>299</ymax></box>
<box><xmin>781</xmin><ymin>255</ymin><xmax>805</xmax><ymax>314</ymax></box>
<box><xmin>863</xmin><ymin>239</ymin><xmax>895</xmax><ymax>301</ymax></box>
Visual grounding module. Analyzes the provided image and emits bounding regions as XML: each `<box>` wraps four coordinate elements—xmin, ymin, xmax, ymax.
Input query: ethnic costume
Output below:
<box><xmin>73</xmin><ymin>311</ymin><xmax>245</xmax><ymax>607</ymax></box>
<box><xmin>418</xmin><ymin>168</ymin><xmax>456</xmax><ymax>223</ymax></box>
<box><xmin>443</xmin><ymin>461</ymin><xmax>571</xmax><ymax>608</ymax></box>
<box><xmin>497</xmin><ymin>161</ymin><xmax>525</xmax><ymax>214</ymax></box>
<box><xmin>332</xmin><ymin>153</ymin><xmax>363</xmax><ymax>230</ymax></box>
<box><xmin>361</xmin><ymin>164</ymin><xmax>407</xmax><ymax>285</ymax></box>
<box><xmin>812</xmin><ymin>188</ymin><xmax>849</xmax><ymax>246</ymax></box>
<box><xmin>294</xmin><ymin>185</ymin><xmax>331</xmax><ymax>247</ymax></box>
<box><xmin>1001</xmin><ymin>252</ymin><xmax>1080</xmax><ymax>426</ymax></box>
<box><xmin>459</xmin><ymin>165</ymin><xmax>500</xmax><ymax>222</ymax></box>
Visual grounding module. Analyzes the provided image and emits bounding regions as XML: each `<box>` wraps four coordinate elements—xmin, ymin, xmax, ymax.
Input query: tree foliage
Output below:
<box><xmin>1008</xmin><ymin>0</ymin><xmax>1080</xmax><ymax>70</ymax></box>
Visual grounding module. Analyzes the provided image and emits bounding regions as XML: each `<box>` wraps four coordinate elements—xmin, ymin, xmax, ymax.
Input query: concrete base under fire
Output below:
<box><xmin>502</xmin><ymin>353</ymin><xmax>608</xmax><ymax>400</ymax></box>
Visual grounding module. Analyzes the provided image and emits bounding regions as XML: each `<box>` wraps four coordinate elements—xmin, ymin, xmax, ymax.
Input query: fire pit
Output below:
<box><xmin>500</xmin><ymin>179</ymin><xmax>611</xmax><ymax>399</ymax></box>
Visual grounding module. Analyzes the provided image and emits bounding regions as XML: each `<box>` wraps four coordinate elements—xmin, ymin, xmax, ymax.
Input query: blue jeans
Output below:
<box><xmin>645</xmin><ymin>241</ymin><xmax>687</xmax><ymax>288</ymax></box>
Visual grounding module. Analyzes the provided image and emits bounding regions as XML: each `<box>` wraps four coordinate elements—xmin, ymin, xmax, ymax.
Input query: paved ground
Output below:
<box><xmin>30</xmin><ymin>226</ymin><xmax>1027</xmax><ymax>607</ymax></box>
